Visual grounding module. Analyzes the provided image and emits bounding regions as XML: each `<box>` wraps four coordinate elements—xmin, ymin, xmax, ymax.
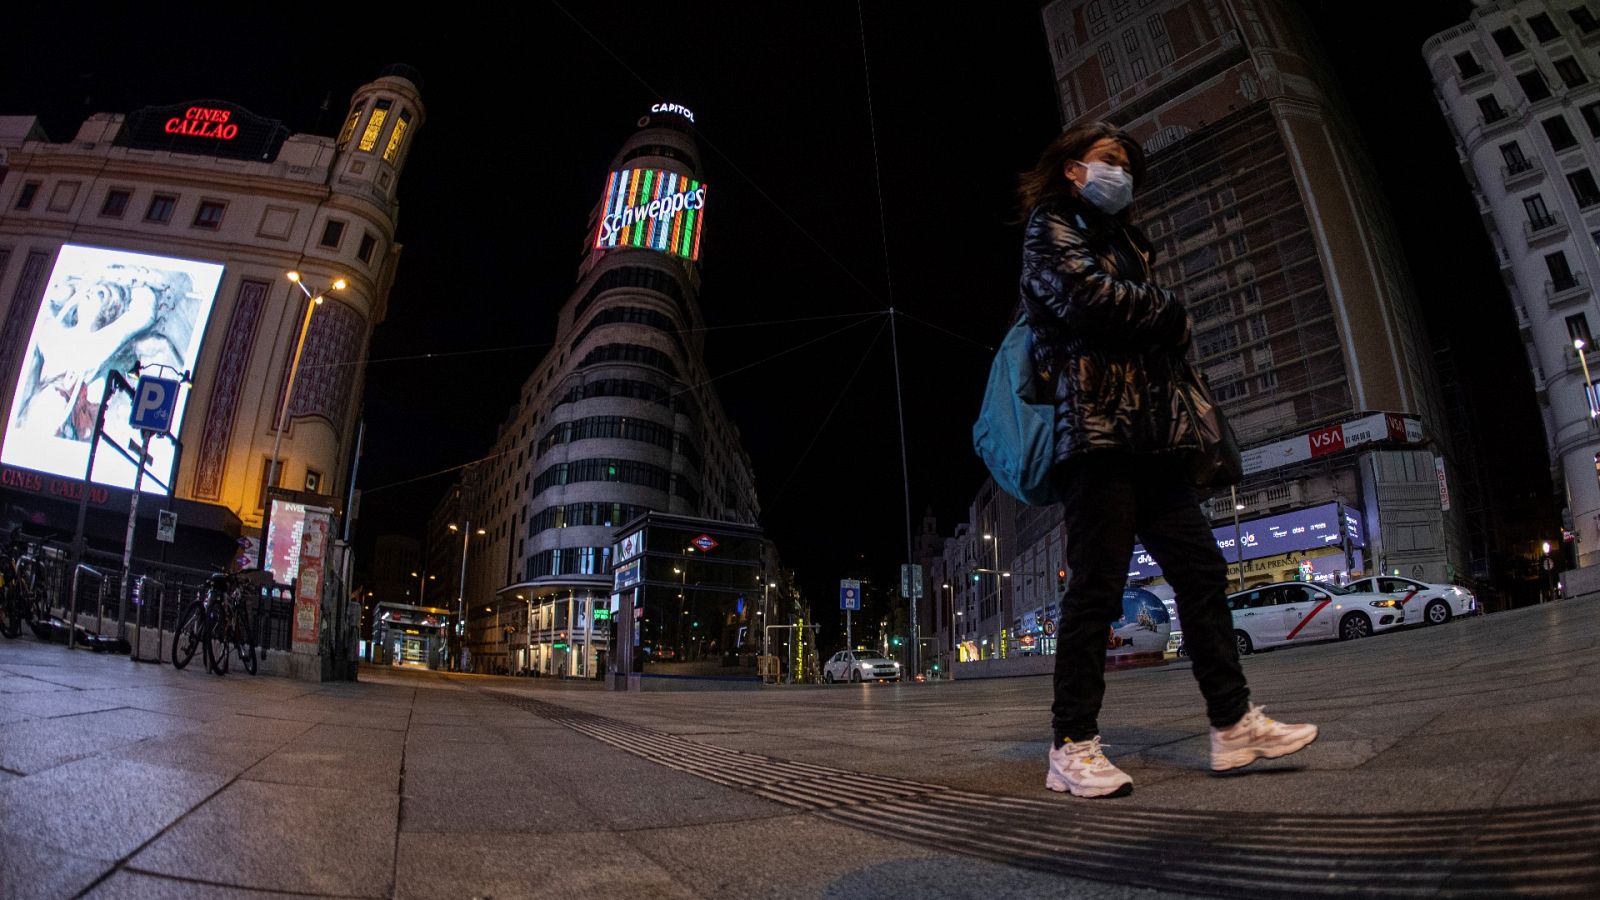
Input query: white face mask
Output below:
<box><xmin>1075</xmin><ymin>160</ymin><xmax>1134</xmax><ymax>214</ymax></box>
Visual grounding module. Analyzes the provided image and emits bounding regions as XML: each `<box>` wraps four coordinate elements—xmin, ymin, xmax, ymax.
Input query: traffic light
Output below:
<box><xmin>1057</xmin><ymin>568</ymin><xmax>1067</xmax><ymax>593</ymax></box>
<box><xmin>891</xmin><ymin>636</ymin><xmax>902</xmax><ymax>647</ymax></box>
<box><xmin>972</xmin><ymin>573</ymin><xmax>980</xmax><ymax>583</ymax></box>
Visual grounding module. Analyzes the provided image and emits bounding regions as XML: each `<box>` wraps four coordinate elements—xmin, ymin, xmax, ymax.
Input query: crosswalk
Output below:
<box><xmin>488</xmin><ymin>690</ymin><xmax>1600</xmax><ymax>896</ymax></box>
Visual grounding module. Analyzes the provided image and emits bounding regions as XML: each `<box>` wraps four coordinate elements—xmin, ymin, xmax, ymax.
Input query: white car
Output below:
<box><xmin>823</xmin><ymin>650</ymin><xmax>902</xmax><ymax>683</ymax></box>
<box><xmin>1345</xmin><ymin>575</ymin><xmax>1477</xmax><ymax>626</ymax></box>
<box><xmin>1224</xmin><ymin>581</ymin><xmax>1406</xmax><ymax>656</ymax></box>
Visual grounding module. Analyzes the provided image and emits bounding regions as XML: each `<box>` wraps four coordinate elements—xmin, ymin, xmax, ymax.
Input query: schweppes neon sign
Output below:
<box><xmin>594</xmin><ymin>168</ymin><xmax>705</xmax><ymax>261</ymax></box>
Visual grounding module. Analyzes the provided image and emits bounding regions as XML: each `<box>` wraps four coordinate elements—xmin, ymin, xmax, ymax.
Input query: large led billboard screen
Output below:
<box><xmin>1</xmin><ymin>244</ymin><xmax>224</xmax><ymax>493</ymax></box>
<box><xmin>593</xmin><ymin>168</ymin><xmax>705</xmax><ymax>261</ymax></box>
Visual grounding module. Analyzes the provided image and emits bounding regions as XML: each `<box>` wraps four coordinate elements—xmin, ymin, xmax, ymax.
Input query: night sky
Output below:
<box><xmin>1</xmin><ymin>3</ymin><xmax>1551</xmax><ymax>635</ymax></box>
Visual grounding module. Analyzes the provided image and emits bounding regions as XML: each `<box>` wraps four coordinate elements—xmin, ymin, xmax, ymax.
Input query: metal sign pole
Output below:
<box><xmin>116</xmin><ymin>431</ymin><xmax>153</xmax><ymax>640</ymax></box>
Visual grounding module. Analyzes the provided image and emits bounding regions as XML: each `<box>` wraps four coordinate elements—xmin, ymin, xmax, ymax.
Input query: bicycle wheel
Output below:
<box><xmin>0</xmin><ymin>580</ymin><xmax>22</xmax><ymax>638</ymax></box>
<box><xmin>172</xmin><ymin>600</ymin><xmax>205</xmax><ymax>669</ymax></box>
<box><xmin>19</xmin><ymin>559</ymin><xmax>46</xmax><ymax>623</ymax></box>
<box><xmin>234</xmin><ymin>615</ymin><xmax>257</xmax><ymax>675</ymax></box>
<box><xmin>204</xmin><ymin>607</ymin><xmax>230</xmax><ymax>676</ymax></box>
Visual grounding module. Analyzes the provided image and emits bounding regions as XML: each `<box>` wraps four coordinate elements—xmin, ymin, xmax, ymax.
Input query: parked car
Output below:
<box><xmin>1223</xmin><ymin>581</ymin><xmax>1406</xmax><ymax>656</ymax></box>
<box><xmin>823</xmin><ymin>650</ymin><xmax>902</xmax><ymax>683</ymax></box>
<box><xmin>1344</xmin><ymin>575</ymin><xmax>1476</xmax><ymax>626</ymax></box>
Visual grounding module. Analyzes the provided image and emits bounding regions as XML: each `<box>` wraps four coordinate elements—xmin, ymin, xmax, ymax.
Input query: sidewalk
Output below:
<box><xmin>2</xmin><ymin>597</ymin><xmax>1597</xmax><ymax>898</ymax></box>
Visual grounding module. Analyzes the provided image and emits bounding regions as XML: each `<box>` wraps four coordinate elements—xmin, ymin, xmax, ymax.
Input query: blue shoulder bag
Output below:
<box><xmin>972</xmin><ymin>317</ymin><xmax>1057</xmax><ymax>506</ymax></box>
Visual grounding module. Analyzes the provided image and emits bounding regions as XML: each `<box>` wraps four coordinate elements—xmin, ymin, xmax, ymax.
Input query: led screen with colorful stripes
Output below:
<box><xmin>593</xmin><ymin>168</ymin><xmax>706</xmax><ymax>261</ymax></box>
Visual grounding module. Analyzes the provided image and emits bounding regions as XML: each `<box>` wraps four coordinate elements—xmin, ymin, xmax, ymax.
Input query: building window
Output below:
<box><xmin>1572</xmin><ymin>6</ymin><xmax>1600</xmax><ymax>34</ymax></box>
<box><xmin>1146</xmin><ymin>13</ymin><xmax>1166</xmax><ymax>38</ymax></box>
<box><xmin>1130</xmin><ymin>56</ymin><xmax>1148</xmax><ymax>80</ymax></box>
<box><xmin>357</xmin><ymin>232</ymin><xmax>378</xmax><ymax>263</ymax></box>
<box><xmin>1546</xmin><ymin>251</ymin><xmax>1577</xmax><ymax>290</ymax></box>
<box><xmin>336</xmin><ymin>106</ymin><xmax>362</xmax><ymax>150</ymax></box>
<box><xmin>145</xmin><ymin>194</ymin><xmax>176</xmax><ymax>223</ymax></box>
<box><xmin>1477</xmin><ymin>95</ymin><xmax>1507</xmax><ymax>123</ymax></box>
<box><xmin>1528</xmin><ymin>12</ymin><xmax>1561</xmax><ymax>42</ymax></box>
<box><xmin>14</xmin><ymin>181</ymin><xmax>40</xmax><ymax>210</ymax></box>
<box><xmin>1100</xmin><ymin>43</ymin><xmax>1121</xmax><ymax>94</ymax></box>
<box><xmin>1517</xmin><ymin>68</ymin><xmax>1552</xmax><ymax>103</ymax></box>
<box><xmin>1524</xmin><ymin>193</ymin><xmax>1555</xmax><ymax>229</ymax></box>
<box><xmin>1454</xmin><ymin>51</ymin><xmax>1484</xmax><ymax>79</ymax></box>
<box><xmin>1554</xmin><ymin>56</ymin><xmax>1589</xmax><ymax>88</ymax></box>
<box><xmin>1492</xmin><ymin>26</ymin><xmax>1525</xmax><ymax>57</ymax></box>
<box><xmin>192</xmin><ymin>200</ymin><xmax>226</xmax><ymax>230</ymax></box>
<box><xmin>1087</xmin><ymin>0</ymin><xmax>1107</xmax><ymax>35</ymax></box>
<box><xmin>1566</xmin><ymin>313</ymin><xmax>1592</xmax><ymax>347</ymax></box>
<box><xmin>1543</xmin><ymin>115</ymin><xmax>1579</xmax><ymax>150</ymax></box>
<box><xmin>100</xmin><ymin>189</ymin><xmax>130</xmax><ymax>218</ymax></box>
<box><xmin>320</xmin><ymin>219</ymin><xmax>346</xmax><ymax>248</ymax></box>
<box><xmin>1154</xmin><ymin>39</ymin><xmax>1174</xmax><ymax>67</ymax></box>
<box><xmin>1122</xmin><ymin>29</ymin><xmax>1140</xmax><ymax>54</ymax></box>
<box><xmin>383</xmin><ymin>109</ymin><xmax>411</xmax><ymax>163</ymax></box>
<box><xmin>1501</xmin><ymin>141</ymin><xmax>1531</xmax><ymax>172</ymax></box>
<box><xmin>1569</xmin><ymin>169</ymin><xmax>1600</xmax><ymax>207</ymax></box>
<box><xmin>1582</xmin><ymin>102</ymin><xmax>1600</xmax><ymax>138</ymax></box>
<box><xmin>1110</xmin><ymin>0</ymin><xmax>1129</xmax><ymax>21</ymax></box>
<box><xmin>357</xmin><ymin>99</ymin><xmax>392</xmax><ymax>153</ymax></box>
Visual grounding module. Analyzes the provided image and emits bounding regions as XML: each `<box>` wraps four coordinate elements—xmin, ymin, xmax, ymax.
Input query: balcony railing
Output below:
<box><xmin>1525</xmin><ymin>211</ymin><xmax>1568</xmax><ymax>244</ymax></box>
<box><xmin>1502</xmin><ymin>158</ymin><xmax>1544</xmax><ymax>188</ymax></box>
<box><xmin>1545</xmin><ymin>270</ymin><xmax>1589</xmax><ymax>306</ymax></box>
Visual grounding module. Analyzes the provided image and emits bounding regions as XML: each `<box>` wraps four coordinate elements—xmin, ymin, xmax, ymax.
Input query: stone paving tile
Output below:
<box><xmin>0</xmin><ymin>718</ymin><xmax>137</xmax><ymax>775</ymax></box>
<box><xmin>58</xmin><ymin>707</ymin><xmax>205</xmax><ymax>741</ymax></box>
<box><xmin>292</xmin><ymin>722</ymin><xmax>407</xmax><ymax>751</ymax></box>
<box><xmin>0</xmin><ymin>705</ymin><xmax>31</xmax><ymax>727</ymax></box>
<box><xmin>86</xmin><ymin>870</ymin><xmax>313</xmax><ymax>899</ymax></box>
<box><xmin>624</xmin><ymin>813</ymin><xmax>1194</xmax><ymax>900</ymax></box>
<box><xmin>0</xmin><ymin>756</ymin><xmax>227</xmax><ymax>860</ymax></box>
<box><xmin>0</xmin><ymin>690</ymin><xmax>127</xmax><ymax>719</ymax></box>
<box><xmin>197</xmin><ymin>713</ymin><xmax>317</xmax><ymax>745</ymax></box>
<box><xmin>114</xmin><ymin>733</ymin><xmax>282</xmax><ymax>779</ymax></box>
<box><xmin>0</xmin><ymin>834</ymin><xmax>113</xmax><ymax>900</ymax></box>
<box><xmin>394</xmin><ymin>831</ymin><xmax>695</xmax><ymax>900</ymax></box>
<box><xmin>131</xmin><ymin>780</ymin><xmax>397</xmax><ymax>897</ymax></box>
<box><xmin>243</xmin><ymin>743</ymin><xmax>401</xmax><ymax>792</ymax></box>
<box><xmin>0</xmin><ymin>672</ymin><xmax>75</xmax><ymax>694</ymax></box>
<box><xmin>404</xmin><ymin>723</ymin><xmax>506</xmax><ymax>744</ymax></box>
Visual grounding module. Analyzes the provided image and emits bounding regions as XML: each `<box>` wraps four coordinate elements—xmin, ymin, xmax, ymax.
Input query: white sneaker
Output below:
<box><xmin>1210</xmin><ymin>703</ymin><xmax>1318</xmax><ymax>772</ymax></box>
<box><xmin>1045</xmin><ymin>735</ymin><xmax>1133</xmax><ymax>797</ymax></box>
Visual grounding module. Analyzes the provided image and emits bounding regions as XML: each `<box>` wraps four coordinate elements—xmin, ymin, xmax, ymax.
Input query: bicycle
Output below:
<box><xmin>0</xmin><ymin>529</ymin><xmax>45</xmax><ymax>639</ymax></box>
<box><xmin>172</xmin><ymin>540</ymin><xmax>262</xmax><ymax>676</ymax></box>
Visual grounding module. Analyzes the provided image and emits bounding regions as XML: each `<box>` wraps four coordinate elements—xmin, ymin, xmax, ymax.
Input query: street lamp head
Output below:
<box><xmin>1577</xmin><ymin>338</ymin><xmax>1587</xmax><ymax>350</ymax></box>
<box><xmin>286</xmin><ymin>271</ymin><xmax>301</xmax><ymax>283</ymax></box>
<box><xmin>1235</xmin><ymin>503</ymin><xmax>1246</xmax><ymax>511</ymax></box>
<box><xmin>476</xmin><ymin>528</ymin><xmax>486</xmax><ymax>536</ymax></box>
<box><xmin>1543</xmin><ymin>541</ymin><xmax>1552</xmax><ymax>554</ymax></box>
<box><xmin>982</xmin><ymin>533</ymin><xmax>993</xmax><ymax>541</ymax></box>
<box><xmin>448</xmin><ymin>523</ymin><xmax>459</xmax><ymax>532</ymax></box>
<box><xmin>312</xmin><ymin>295</ymin><xmax>324</xmax><ymax>305</ymax></box>
<box><xmin>331</xmin><ymin>277</ymin><xmax>348</xmax><ymax>291</ymax></box>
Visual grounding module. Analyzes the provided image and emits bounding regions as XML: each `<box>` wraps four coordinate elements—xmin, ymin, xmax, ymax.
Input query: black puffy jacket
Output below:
<box><xmin>1018</xmin><ymin>194</ymin><xmax>1198</xmax><ymax>466</ymax></box>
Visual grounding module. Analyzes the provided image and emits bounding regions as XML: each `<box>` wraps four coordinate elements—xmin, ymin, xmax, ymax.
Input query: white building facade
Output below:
<box><xmin>1425</xmin><ymin>1</ymin><xmax>1600</xmax><ymax>581</ymax></box>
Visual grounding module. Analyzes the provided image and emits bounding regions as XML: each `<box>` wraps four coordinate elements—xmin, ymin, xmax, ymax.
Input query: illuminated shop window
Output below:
<box><xmin>383</xmin><ymin>110</ymin><xmax>411</xmax><ymax>163</ymax></box>
<box><xmin>358</xmin><ymin>100</ymin><xmax>392</xmax><ymax>153</ymax></box>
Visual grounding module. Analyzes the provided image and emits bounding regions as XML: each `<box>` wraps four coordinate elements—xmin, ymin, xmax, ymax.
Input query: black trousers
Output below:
<box><xmin>1051</xmin><ymin>452</ymin><xmax>1249</xmax><ymax>743</ymax></box>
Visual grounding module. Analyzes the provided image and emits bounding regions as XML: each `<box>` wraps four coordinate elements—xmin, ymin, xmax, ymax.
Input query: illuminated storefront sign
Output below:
<box><xmin>650</xmin><ymin>102</ymin><xmax>695</xmax><ymax>122</ymax></box>
<box><xmin>1239</xmin><ymin>411</ymin><xmax>1423</xmax><ymax>476</ymax></box>
<box><xmin>1129</xmin><ymin>502</ymin><xmax>1361</xmax><ymax>580</ymax></box>
<box><xmin>1</xmin><ymin>245</ymin><xmax>223</xmax><ymax>493</ymax></box>
<box><xmin>593</xmin><ymin>168</ymin><xmax>706</xmax><ymax>261</ymax></box>
<box><xmin>117</xmin><ymin>100</ymin><xmax>290</xmax><ymax>161</ymax></box>
<box><xmin>163</xmin><ymin>106</ymin><xmax>239</xmax><ymax>140</ymax></box>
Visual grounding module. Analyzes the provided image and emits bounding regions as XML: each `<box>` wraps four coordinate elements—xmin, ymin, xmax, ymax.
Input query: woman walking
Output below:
<box><xmin>1017</xmin><ymin>122</ymin><xmax>1317</xmax><ymax>799</ymax></box>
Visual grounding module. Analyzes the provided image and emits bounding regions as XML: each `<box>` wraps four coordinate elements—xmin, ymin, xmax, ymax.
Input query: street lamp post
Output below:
<box><xmin>269</xmin><ymin>272</ymin><xmax>345</xmax><ymax>499</ymax></box>
<box><xmin>449</xmin><ymin>521</ymin><xmax>486</xmax><ymax>671</ymax></box>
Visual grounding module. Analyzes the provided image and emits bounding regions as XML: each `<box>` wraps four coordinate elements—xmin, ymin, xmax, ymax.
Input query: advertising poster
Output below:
<box><xmin>0</xmin><ymin>244</ymin><xmax>223</xmax><ymax>493</ymax></box>
<box><xmin>291</xmin><ymin>511</ymin><xmax>330</xmax><ymax>652</ymax></box>
<box><xmin>593</xmin><ymin>168</ymin><xmax>706</xmax><ymax>260</ymax></box>
<box><xmin>1108</xmin><ymin>588</ymin><xmax>1172</xmax><ymax>657</ymax></box>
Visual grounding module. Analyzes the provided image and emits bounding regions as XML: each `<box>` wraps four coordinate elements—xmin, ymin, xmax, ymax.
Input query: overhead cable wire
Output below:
<box><xmin>766</xmin><ymin>315</ymin><xmax>891</xmax><ymax>510</ymax></box>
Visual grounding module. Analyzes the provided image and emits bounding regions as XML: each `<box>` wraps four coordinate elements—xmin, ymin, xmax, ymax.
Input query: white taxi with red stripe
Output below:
<box><xmin>1344</xmin><ymin>576</ymin><xmax>1477</xmax><ymax>626</ymax></box>
<box><xmin>1225</xmin><ymin>581</ymin><xmax>1406</xmax><ymax>656</ymax></box>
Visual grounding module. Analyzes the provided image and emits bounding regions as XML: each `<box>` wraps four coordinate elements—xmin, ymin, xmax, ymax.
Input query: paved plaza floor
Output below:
<box><xmin>2</xmin><ymin>597</ymin><xmax>1597</xmax><ymax>898</ymax></box>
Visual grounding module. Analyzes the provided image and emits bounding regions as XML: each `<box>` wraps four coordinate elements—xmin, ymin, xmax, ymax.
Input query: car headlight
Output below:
<box><xmin>1369</xmin><ymin>599</ymin><xmax>1399</xmax><ymax>608</ymax></box>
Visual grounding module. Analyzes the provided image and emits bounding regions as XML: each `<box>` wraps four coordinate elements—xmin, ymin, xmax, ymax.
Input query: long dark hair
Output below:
<box><xmin>1014</xmin><ymin>121</ymin><xmax>1146</xmax><ymax>223</ymax></box>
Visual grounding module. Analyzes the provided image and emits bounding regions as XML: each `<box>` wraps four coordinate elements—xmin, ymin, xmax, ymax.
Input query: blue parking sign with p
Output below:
<box><xmin>130</xmin><ymin>375</ymin><xmax>180</xmax><ymax>433</ymax></box>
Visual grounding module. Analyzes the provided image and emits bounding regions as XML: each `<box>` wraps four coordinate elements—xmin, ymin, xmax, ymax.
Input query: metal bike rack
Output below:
<box><xmin>68</xmin><ymin>564</ymin><xmax>107</xmax><ymax>651</ymax></box>
<box><xmin>130</xmin><ymin>575</ymin><xmax>165</xmax><ymax>663</ymax></box>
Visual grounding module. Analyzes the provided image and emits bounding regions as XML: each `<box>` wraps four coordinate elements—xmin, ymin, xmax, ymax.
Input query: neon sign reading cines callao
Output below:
<box><xmin>650</xmin><ymin>102</ymin><xmax>695</xmax><ymax>122</ymax></box>
<box><xmin>594</xmin><ymin>168</ymin><xmax>706</xmax><ymax>261</ymax></box>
